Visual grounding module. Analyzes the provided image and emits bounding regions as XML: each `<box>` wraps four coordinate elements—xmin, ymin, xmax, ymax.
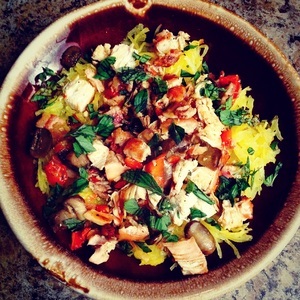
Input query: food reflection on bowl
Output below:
<box><xmin>0</xmin><ymin>0</ymin><xmax>299</xmax><ymax>299</ymax></box>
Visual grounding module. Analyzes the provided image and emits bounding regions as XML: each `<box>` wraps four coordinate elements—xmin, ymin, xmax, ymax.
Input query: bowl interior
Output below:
<box><xmin>1</xmin><ymin>1</ymin><xmax>299</xmax><ymax>298</ymax></box>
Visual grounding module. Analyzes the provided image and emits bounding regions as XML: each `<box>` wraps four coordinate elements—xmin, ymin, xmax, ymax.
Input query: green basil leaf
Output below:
<box><xmin>133</xmin><ymin>89</ymin><xmax>148</xmax><ymax>114</ymax></box>
<box><xmin>149</xmin><ymin>214</ymin><xmax>171</xmax><ymax>231</ymax></box>
<box><xmin>95</xmin><ymin>115</ymin><xmax>115</xmax><ymax>138</ymax></box>
<box><xmin>185</xmin><ymin>180</ymin><xmax>214</xmax><ymax>205</ymax></box>
<box><xmin>135</xmin><ymin>242</ymin><xmax>152</xmax><ymax>253</ymax></box>
<box><xmin>132</xmin><ymin>52</ymin><xmax>151</xmax><ymax>64</ymax></box>
<box><xmin>122</xmin><ymin>170</ymin><xmax>163</xmax><ymax>196</ymax></box>
<box><xmin>118</xmin><ymin>67</ymin><xmax>149</xmax><ymax>83</ymax></box>
<box><xmin>205</xmin><ymin>218</ymin><xmax>221</xmax><ymax>230</ymax></box>
<box><xmin>94</xmin><ymin>56</ymin><xmax>116</xmax><ymax>80</ymax></box>
<box><xmin>190</xmin><ymin>207</ymin><xmax>207</xmax><ymax>219</ymax></box>
<box><xmin>168</xmin><ymin>122</ymin><xmax>185</xmax><ymax>145</ymax></box>
<box><xmin>63</xmin><ymin>218</ymin><xmax>85</xmax><ymax>231</ymax></box>
<box><xmin>151</xmin><ymin>77</ymin><xmax>168</xmax><ymax>99</ymax></box>
<box><xmin>124</xmin><ymin>199</ymin><xmax>141</xmax><ymax>215</ymax></box>
<box><xmin>162</xmin><ymin>231</ymin><xmax>179</xmax><ymax>242</ymax></box>
<box><xmin>264</xmin><ymin>162</ymin><xmax>283</xmax><ymax>187</ymax></box>
<box><xmin>74</xmin><ymin>135</ymin><xmax>96</xmax><ymax>156</ymax></box>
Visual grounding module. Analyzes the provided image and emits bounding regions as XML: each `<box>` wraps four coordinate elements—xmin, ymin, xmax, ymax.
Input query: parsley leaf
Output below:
<box><xmin>199</xmin><ymin>82</ymin><xmax>222</xmax><ymax>101</ymax></box>
<box><xmin>132</xmin><ymin>52</ymin><xmax>151</xmax><ymax>64</ymax></box>
<box><xmin>149</xmin><ymin>214</ymin><xmax>171</xmax><ymax>231</ymax></box>
<box><xmin>185</xmin><ymin>180</ymin><xmax>214</xmax><ymax>205</ymax></box>
<box><xmin>168</xmin><ymin>122</ymin><xmax>185</xmax><ymax>145</ymax></box>
<box><xmin>122</xmin><ymin>170</ymin><xmax>163</xmax><ymax>196</ymax></box>
<box><xmin>218</xmin><ymin>106</ymin><xmax>249</xmax><ymax>127</ymax></box>
<box><xmin>205</xmin><ymin>218</ymin><xmax>221</xmax><ymax>230</ymax></box>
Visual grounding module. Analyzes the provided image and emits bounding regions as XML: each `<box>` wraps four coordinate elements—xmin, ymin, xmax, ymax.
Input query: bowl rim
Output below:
<box><xmin>0</xmin><ymin>0</ymin><xmax>300</xmax><ymax>299</ymax></box>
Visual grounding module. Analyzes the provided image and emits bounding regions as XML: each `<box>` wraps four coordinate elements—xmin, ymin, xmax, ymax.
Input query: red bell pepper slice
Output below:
<box><xmin>221</xmin><ymin>129</ymin><xmax>232</xmax><ymax>148</ymax></box>
<box><xmin>70</xmin><ymin>227</ymin><xmax>91</xmax><ymax>251</ymax></box>
<box><xmin>218</xmin><ymin>74</ymin><xmax>241</xmax><ymax>99</ymax></box>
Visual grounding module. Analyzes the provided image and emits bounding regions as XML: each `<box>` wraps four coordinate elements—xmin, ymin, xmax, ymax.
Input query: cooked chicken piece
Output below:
<box><xmin>111</xmin><ymin>127</ymin><xmax>133</xmax><ymax>147</ymax></box>
<box><xmin>64</xmin><ymin>76</ymin><xmax>95</xmax><ymax>112</ymax></box>
<box><xmin>189</xmin><ymin>166</ymin><xmax>219</xmax><ymax>194</ymax></box>
<box><xmin>195</xmin><ymin>97</ymin><xmax>225</xmax><ymax>149</ymax></box>
<box><xmin>123</xmin><ymin>138</ymin><xmax>151</xmax><ymax>162</ymax></box>
<box><xmin>175</xmin><ymin>118</ymin><xmax>198</xmax><ymax>134</ymax></box>
<box><xmin>111</xmin><ymin>44</ymin><xmax>136</xmax><ymax>69</ymax></box>
<box><xmin>120</xmin><ymin>184</ymin><xmax>147</xmax><ymax>201</ymax></box>
<box><xmin>118</xmin><ymin>223</ymin><xmax>150</xmax><ymax>241</ymax></box>
<box><xmin>85</xmin><ymin>66</ymin><xmax>105</xmax><ymax>93</ymax></box>
<box><xmin>89</xmin><ymin>240</ymin><xmax>118</xmax><ymax>265</ymax></box>
<box><xmin>105</xmin><ymin>151</ymin><xmax>128</xmax><ymax>181</ymax></box>
<box><xmin>218</xmin><ymin>199</ymin><xmax>253</xmax><ymax>230</ymax></box>
<box><xmin>173</xmin><ymin>159</ymin><xmax>198</xmax><ymax>193</ymax></box>
<box><xmin>87</xmin><ymin>139</ymin><xmax>109</xmax><ymax>171</ymax></box>
<box><xmin>164</xmin><ymin>237</ymin><xmax>208</xmax><ymax>275</ymax></box>
<box><xmin>91</xmin><ymin>43</ymin><xmax>111</xmax><ymax>61</ymax></box>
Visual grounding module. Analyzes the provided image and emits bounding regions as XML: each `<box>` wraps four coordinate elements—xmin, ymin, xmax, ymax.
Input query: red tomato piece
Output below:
<box><xmin>70</xmin><ymin>227</ymin><xmax>91</xmax><ymax>251</ymax></box>
<box><xmin>124</xmin><ymin>157</ymin><xmax>144</xmax><ymax>169</ymax></box>
<box><xmin>218</xmin><ymin>74</ymin><xmax>241</xmax><ymax>99</ymax></box>
<box><xmin>44</xmin><ymin>156</ymin><xmax>68</xmax><ymax>186</ymax></box>
<box><xmin>144</xmin><ymin>153</ymin><xmax>166</xmax><ymax>188</ymax></box>
<box><xmin>221</xmin><ymin>129</ymin><xmax>232</xmax><ymax>148</ymax></box>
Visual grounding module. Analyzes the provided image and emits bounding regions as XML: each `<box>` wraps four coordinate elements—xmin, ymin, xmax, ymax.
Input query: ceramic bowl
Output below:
<box><xmin>0</xmin><ymin>0</ymin><xmax>299</xmax><ymax>299</ymax></box>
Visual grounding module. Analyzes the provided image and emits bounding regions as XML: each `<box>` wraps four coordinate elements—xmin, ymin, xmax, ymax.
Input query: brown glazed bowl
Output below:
<box><xmin>0</xmin><ymin>0</ymin><xmax>299</xmax><ymax>299</ymax></box>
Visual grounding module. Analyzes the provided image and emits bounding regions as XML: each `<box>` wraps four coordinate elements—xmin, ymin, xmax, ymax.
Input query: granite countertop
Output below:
<box><xmin>0</xmin><ymin>0</ymin><xmax>299</xmax><ymax>299</ymax></box>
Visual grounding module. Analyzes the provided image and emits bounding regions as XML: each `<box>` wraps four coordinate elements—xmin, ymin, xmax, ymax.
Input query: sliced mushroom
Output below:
<box><xmin>185</xmin><ymin>221</ymin><xmax>216</xmax><ymax>256</ymax></box>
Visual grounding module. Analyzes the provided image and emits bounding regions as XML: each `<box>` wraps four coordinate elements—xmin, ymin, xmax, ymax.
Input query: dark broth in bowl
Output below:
<box><xmin>6</xmin><ymin>4</ymin><xmax>298</xmax><ymax>281</ymax></box>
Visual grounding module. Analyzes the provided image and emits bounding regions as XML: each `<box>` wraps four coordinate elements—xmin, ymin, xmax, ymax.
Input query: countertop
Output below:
<box><xmin>0</xmin><ymin>0</ymin><xmax>299</xmax><ymax>299</ymax></box>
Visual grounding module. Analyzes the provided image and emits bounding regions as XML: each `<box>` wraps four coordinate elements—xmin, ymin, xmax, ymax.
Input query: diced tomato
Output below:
<box><xmin>53</xmin><ymin>139</ymin><xmax>73</xmax><ymax>154</ymax></box>
<box><xmin>144</xmin><ymin>153</ymin><xmax>166</xmax><ymax>188</ymax></box>
<box><xmin>95</xmin><ymin>204</ymin><xmax>110</xmax><ymax>213</ymax></box>
<box><xmin>114</xmin><ymin>179</ymin><xmax>128</xmax><ymax>189</ymax></box>
<box><xmin>218</xmin><ymin>74</ymin><xmax>241</xmax><ymax>99</ymax></box>
<box><xmin>221</xmin><ymin>129</ymin><xmax>232</xmax><ymax>148</ymax></box>
<box><xmin>124</xmin><ymin>157</ymin><xmax>144</xmax><ymax>169</ymax></box>
<box><xmin>70</xmin><ymin>227</ymin><xmax>91</xmax><ymax>251</ymax></box>
<box><xmin>44</xmin><ymin>156</ymin><xmax>68</xmax><ymax>186</ymax></box>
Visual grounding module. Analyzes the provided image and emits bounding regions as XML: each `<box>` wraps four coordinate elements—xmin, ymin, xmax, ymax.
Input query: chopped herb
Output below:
<box><xmin>70</xmin><ymin>124</ymin><xmax>96</xmax><ymax>156</ymax></box>
<box><xmin>147</xmin><ymin>133</ymin><xmax>160</xmax><ymax>148</ymax></box>
<box><xmin>199</xmin><ymin>82</ymin><xmax>221</xmax><ymax>101</ymax></box>
<box><xmin>133</xmin><ymin>89</ymin><xmax>148</xmax><ymax>114</ymax></box>
<box><xmin>151</xmin><ymin>77</ymin><xmax>168</xmax><ymax>99</ymax></box>
<box><xmin>149</xmin><ymin>214</ymin><xmax>171</xmax><ymax>231</ymax></box>
<box><xmin>63</xmin><ymin>167</ymin><xmax>89</xmax><ymax>197</ymax></box>
<box><xmin>264</xmin><ymin>162</ymin><xmax>283</xmax><ymax>187</ymax></box>
<box><xmin>87</xmin><ymin>103</ymin><xmax>98</xmax><ymax>119</ymax></box>
<box><xmin>157</xmin><ymin>198</ymin><xmax>174</xmax><ymax>213</ymax></box>
<box><xmin>205</xmin><ymin>218</ymin><xmax>221</xmax><ymax>230</ymax></box>
<box><xmin>216</xmin><ymin>176</ymin><xmax>249</xmax><ymax>205</ymax></box>
<box><xmin>122</xmin><ymin>170</ymin><xmax>163</xmax><ymax>196</ymax></box>
<box><xmin>117</xmin><ymin>241</ymin><xmax>133</xmax><ymax>255</ymax></box>
<box><xmin>94</xmin><ymin>56</ymin><xmax>116</xmax><ymax>80</ymax></box>
<box><xmin>132</xmin><ymin>52</ymin><xmax>151</xmax><ymax>63</ymax></box>
<box><xmin>118</xmin><ymin>67</ymin><xmax>149</xmax><ymax>83</ymax></box>
<box><xmin>43</xmin><ymin>184</ymin><xmax>63</xmax><ymax>218</ymax></box>
<box><xmin>63</xmin><ymin>218</ymin><xmax>85</xmax><ymax>231</ymax></box>
<box><xmin>94</xmin><ymin>115</ymin><xmax>115</xmax><ymax>138</ymax></box>
<box><xmin>201</xmin><ymin>61</ymin><xmax>209</xmax><ymax>74</ymax></box>
<box><xmin>218</xmin><ymin>103</ymin><xmax>249</xmax><ymax>127</ymax></box>
<box><xmin>162</xmin><ymin>231</ymin><xmax>179</xmax><ymax>242</ymax></box>
<box><xmin>35</xmin><ymin>67</ymin><xmax>56</xmax><ymax>82</ymax></box>
<box><xmin>247</xmin><ymin>147</ymin><xmax>255</xmax><ymax>155</ymax></box>
<box><xmin>190</xmin><ymin>207</ymin><xmax>207</xmax><ymax>219</ymax></box>
<box><xmin>185</xmin><ymin>180</ymin><xmax>214</xmax><ymax>205</ymax></box>
<box><xmin>135</xmin><ymin>242</ymin><xmax>152</xmax><ymax>253</ymax></box>
<box><xmin>270</xmin><ymin>140</ymin><xmax>279</xmax><ymax>151</ymax></box>
<box><xmin>168</xmin><ymin>122</ymin><xmax>185</xmax><ymax>145</ymax></box>
<box><xmin>124</xmin><ymin>198</ymin><xmax>141</xmax><ymax>215</ymax></box>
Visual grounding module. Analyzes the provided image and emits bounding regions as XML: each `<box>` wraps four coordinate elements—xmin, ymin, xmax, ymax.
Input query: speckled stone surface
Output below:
<box><xmin>0</xmin><ymin>0</ymin><xmax>299</xmax><ymax>299</ymax></box>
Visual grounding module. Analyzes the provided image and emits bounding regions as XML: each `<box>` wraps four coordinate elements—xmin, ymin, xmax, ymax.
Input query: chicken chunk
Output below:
<box><xmin>164</xmin><ymin>237</ymin><xmax>208</xmax><ymax>275</ymax></box>
<box><xmin>64</xmin><ymin>77</ymin><xmax>95</xmax><ymax>112</ymax></box>
<box><xmin>87</xmin><ymin>139</ymin><xmax>109</xmax><ymax>170</ymax></box>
